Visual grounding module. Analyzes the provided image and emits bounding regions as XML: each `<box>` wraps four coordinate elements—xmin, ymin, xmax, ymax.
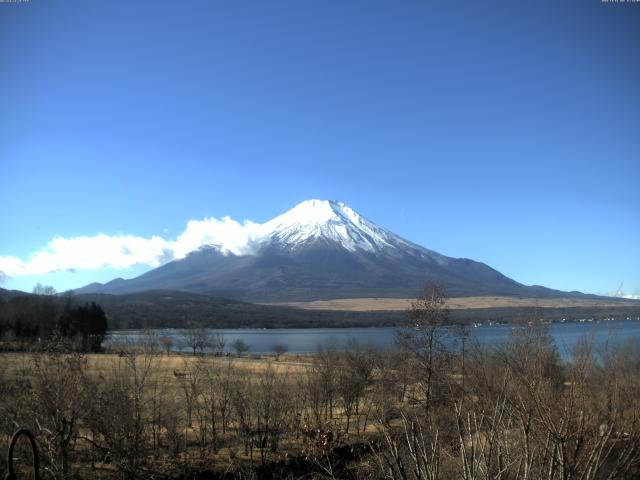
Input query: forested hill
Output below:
<box><xmin>74</xmin><ymin>290</ymin><xmax>640</xmax><ymax>330</ymax></box>
<box><xmin>73</xmin><ymin>290</ymin><xmax>402</xmax><ymax>329</ymax></box>
<box><xmin>2</xmin><ymin>288</ymin><xmax>639</xmax><ymax>331</ymax></box>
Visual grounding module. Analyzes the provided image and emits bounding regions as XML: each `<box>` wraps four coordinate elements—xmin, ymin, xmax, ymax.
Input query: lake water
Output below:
<box><xmin>107</xmin><ymin>319</ymin><xmax>640</xmax><ymax>359</ymax></box>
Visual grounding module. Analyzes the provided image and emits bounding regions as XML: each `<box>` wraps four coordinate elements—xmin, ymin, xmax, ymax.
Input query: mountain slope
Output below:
<box><xmin>75</xmin><ymin>200</ymin><xmax>593</xmax><ymax>301</ymax></box>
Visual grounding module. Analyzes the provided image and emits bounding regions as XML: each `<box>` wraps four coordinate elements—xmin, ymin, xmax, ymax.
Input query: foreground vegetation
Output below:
<box><xmin>0</xmin><ymin>286</ymin><xmax>639</xmax><ymax>479</ymax></box>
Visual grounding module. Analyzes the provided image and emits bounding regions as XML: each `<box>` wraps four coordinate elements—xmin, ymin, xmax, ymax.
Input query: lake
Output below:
<box><xmin>107</xmin><ymin>319</ymin><xmax>640</xmax><ymax>359</ymax></box>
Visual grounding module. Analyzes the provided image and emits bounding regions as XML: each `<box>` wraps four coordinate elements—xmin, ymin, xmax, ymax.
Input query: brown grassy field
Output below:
<box><xmin>268</xmin><ymin>295</ymin><xmax>639</xmax><ymax>311</ymax></box>
<box><xmin>0</xmin><ymin>351</ymin><xmax>312</xmax><ymax>379</ymax></box>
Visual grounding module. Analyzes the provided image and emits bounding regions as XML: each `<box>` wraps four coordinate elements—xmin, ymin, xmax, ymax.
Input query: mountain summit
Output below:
<box><xmin>259</xmin><ymin>199</ymin><xmax>439</xmax><ymax>257</ymax></box>
<box><xmin>75</xmin><ymin>200</ymin><xmax>584</xmax><ymax>301</ymax></box>
<box><xmin>262</xmin><ymin>199</ymin><xmax>394</xmax><ymax>252</ymax></box>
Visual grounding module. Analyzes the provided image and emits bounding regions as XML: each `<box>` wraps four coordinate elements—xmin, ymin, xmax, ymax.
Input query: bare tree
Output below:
<box><xmin>33</xmin><ymin>283</ymin><xmax>57</xmax><ymax>296</ymax></box>
<box><xmin>139</xmin><ymin>329</ymin><xmax>160</xmax><ymax>354</ymax></box>
<box><xmin>296</xmin><ymin>357</ymin><xmax>327</xmax><ymax>428</ymax></box>
<box><xmin>396</xmin><ymin>282</ymin><xmax>451</xmax><ymax>415</ymax></box>
<box><xmin>193</xmin><ymin>354</ymin><xmax>236</xmax><ymax>455</ymax></box>
<box><xmin>212</xmin><ymin>331</ymin><xmax>226</xmax><ymax>355</ymax></box>
<box><xmin>28</xmin><ymin>339</ymin><xmax>88</xmax><ymax>479</ymax></box>
<box><xmin>273</xmin><ymin>343</ymin><xmax>287</xmax><ymax>360</ymax></box>
<box><xmin>336</xmin><ymin>339</ymin><xmax>373</xmax><ymax>433</ymax></box>
<box><xmin>229</xmin><ymin>366</ymin><xmax>255</xmax><ymax>458</ymax></box>
<box><xmin>196</xmin><ymin>357</ymin><xmax>219</xmax><ymax>453</ymax></box>
<box><xmin>232</xmin><ymin>338</ymin><xmax>250</xmax><ymax>357</ymax></box>
<box><xmin>159</xmin><ymin>335</ymin><xmax>173</xmax><ymax>355</ymax></box>
<box><xmin>375</xmin><ymin>413</ymin><xmax>441</xmax><ymax>480</ymax></box>
<box><xmin>253</xmin><ymin>365</ymin><xmax>292</xmax><ymax>463</ymax></box>
<box><xmin>371</xmin><ymin>348</ymin><xmax>405</xmax><ymax>426</ymax></box>
<box><xmin>176</xmin><ymin>358</ymin><xmax>201</xmax><ymax>428</ymax></box>
<box><xmin>314</xmin><ymin>340</ymin><xmax>339</xmax><ymax>422</ymax></box>
<box><xmin>85</xmin><ymin>349</ymin><xmax>157</xmax><ymax>480</ymax></box>
<box><xmin>181</xmin><ymin>323</ymin><xmax>211</xmax><ymax>355</ymax></box>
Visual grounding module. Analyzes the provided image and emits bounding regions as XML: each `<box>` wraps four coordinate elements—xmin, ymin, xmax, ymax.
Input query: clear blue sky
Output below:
<box><xmin>1</xmin><ymin>0</ymin><xmax>638</xmax><ymax>297</ymax></box>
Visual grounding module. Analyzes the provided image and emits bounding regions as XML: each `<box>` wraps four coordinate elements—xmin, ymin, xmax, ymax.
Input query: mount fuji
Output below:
<box><xmin>75</xmin><ymin>200</ymin><xmax>586</xmax><ymax>301</ymax></box>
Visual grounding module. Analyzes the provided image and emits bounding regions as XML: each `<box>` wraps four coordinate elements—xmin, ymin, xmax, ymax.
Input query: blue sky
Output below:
<box><xmin>1</xmin><ymin>0</ymin><xmax>638</xmax><ymax>297</ymax></box>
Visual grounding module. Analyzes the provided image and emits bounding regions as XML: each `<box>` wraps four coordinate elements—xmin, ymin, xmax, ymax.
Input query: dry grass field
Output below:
<box><xmin>0</xmin><ymin>351</ymin><xmax>312</xmax><ymax>380</ymax></box>
<box><xmin>269</xmin><ymin>295</ymin><xmax>639</xmax><ymax>311</ymax></box>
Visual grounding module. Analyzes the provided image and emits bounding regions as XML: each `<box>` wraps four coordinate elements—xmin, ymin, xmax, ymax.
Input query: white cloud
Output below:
<box><xmin>604</xmin><ymin>290</ymin><xmax>640</xmax><ymax>300</ymax></box>
<box><xmin>0</xmin><ymin>215</ymin><xmax>265</xmax><ymax>281</ymax></box>
<box><xmin>172</xmin><ymin>216</ymin><xmax>263</xmax><ymax>257</ymax></box>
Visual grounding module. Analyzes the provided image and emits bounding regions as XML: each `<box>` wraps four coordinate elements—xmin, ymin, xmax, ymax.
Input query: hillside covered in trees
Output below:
<box><xmin>0</xmin><ymin>286</ymin><xmax>108</xmax><ymax>351</ymax></box>
<box><xmin>2</xmin><ymin>287</ymin><xmax>640</xmax><ymax>332</ymax></box>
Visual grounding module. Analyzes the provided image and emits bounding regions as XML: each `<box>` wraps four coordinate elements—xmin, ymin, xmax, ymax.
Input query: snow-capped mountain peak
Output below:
<box><xmin>75</xmin><ymin>199</ymin><xmax>562</xmax><ymax>301</ymax></box>
<box><xmin>258</xmin><ymin>199</ymin><xmax>404</xmax><ymax>252</ymax></box>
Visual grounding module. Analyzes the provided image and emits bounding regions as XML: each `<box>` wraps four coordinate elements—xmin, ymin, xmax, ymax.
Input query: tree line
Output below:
<box><xmin>0</xmin><ymin>284</ymin><xmax>108</xmax><ymax>352</ymax></box>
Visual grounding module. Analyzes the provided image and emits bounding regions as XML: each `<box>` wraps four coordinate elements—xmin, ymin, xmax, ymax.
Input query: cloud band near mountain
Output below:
<box><xmin>0</xmin><ymin>216</ymin><xmax>262</xmax><ymax>282</ymax></box>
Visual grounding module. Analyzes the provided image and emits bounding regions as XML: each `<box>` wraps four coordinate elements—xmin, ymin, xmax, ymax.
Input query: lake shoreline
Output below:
<box><xmin>106</xmin><ymin>319</ymin><xmax>640</xmax><ymax>360</ymax></box>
